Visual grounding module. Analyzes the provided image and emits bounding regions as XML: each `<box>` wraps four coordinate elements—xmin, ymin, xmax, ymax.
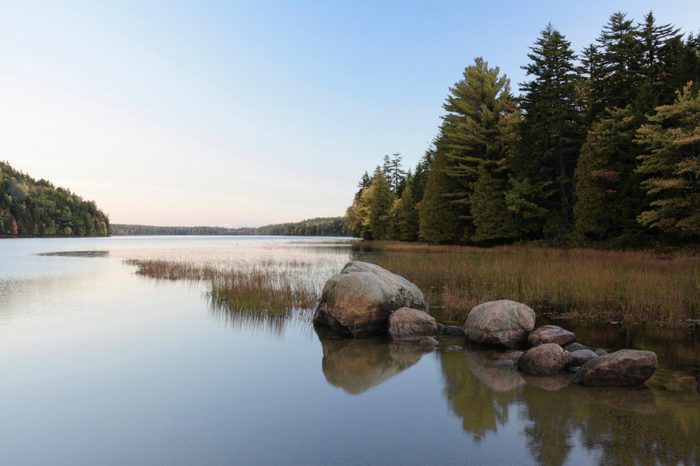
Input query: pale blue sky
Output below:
<box><xmin>1</xmin><ymin>1</ymin><xmax>698</xmax><ymax>226</ymax></box>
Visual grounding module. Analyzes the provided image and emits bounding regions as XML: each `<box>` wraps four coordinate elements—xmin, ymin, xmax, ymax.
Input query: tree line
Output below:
<box><xmin>111</xmin><ymin>217</ymin><xmax>349</xmax><ymax>236</ymax></box>
<box><xmin>346</xmin><ymin>12</ymin><xmax>700</xmax><ymax>246</ymax></box>
<box><xmin>0</xmin><ymin>161</ymin><xmax>110</xmax><ymax>237</ymax></box>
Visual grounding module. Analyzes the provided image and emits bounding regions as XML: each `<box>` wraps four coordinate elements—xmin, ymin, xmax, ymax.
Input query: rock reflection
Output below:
<box><xmin>576</xmin><ymin>386</ymin><xmax>657</xmax><ymax>414</ymax></box>
<box><xmin>520</xmin><ymin>373</ymin><xmax>572</xmax><ymax>392</ymax></box>
<box><xmin>318</xmin><ymin>335</ymin><xmax>431</xmax><ymax>395</ymax></box>
<box><xmin>440</xmin><ymin>349</ymin><xmax>521</xmax><ymax>441</ymax></box>
<box><xmin>439</xmin><ymin>347</ymin><xmax>700</xmax><ymax>465</ymax></box>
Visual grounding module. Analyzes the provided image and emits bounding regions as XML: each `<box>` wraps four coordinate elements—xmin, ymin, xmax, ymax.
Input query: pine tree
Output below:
<box><xmin>412</xmin><ymin>147</ymin><xmax>434</xmax><ymax>202</ymax></box>
<box><xmin>635</xmin><ymin>83</ymin><xmax>700</xmax><ymax>237</ymax></box>
<box><xmin>517</xmin><ymin>24</ymin><xmax>584</xmax><ymax>235</ymax></box>
<box><xmin>366</xmin><ymin>167</ymin><xmax>396</xmax><ymax>240</ymax></box>
<box><xmin>636</xmin><ymin>12</ymin><xmax>682</xmax><ymax>107</ymax></box>
<box><xmin>387</xmin><ymin>153</ymin><xmax>407</xmax><ymax>196</ymax></box>
<box><xmin>588</xmin><ymin>12</ymin><xmax>644</xmax><ymax>120</ymax></box>
<box><xmin>574</xmin><ymin>106</ymin><xmax>646</xmax><ymax>240</ymax></box>
<box><xmin>440</xmin><ymin>57</ymin><xmax>517</xmax><ymax>239</ymax></box>
<box><xmin>471</xmin><ymin>166</ymin><xmax>518</xmax><ymax>243</ymax></box>
<box><xmin>418</xmin><ymin>131</ymin><xmax>463</xmax><ymax>243</ymax></box>
<box><xmin>394</xmin><ymin>177</ymin><xmax>419</xmax><ymax>241</ymax></box>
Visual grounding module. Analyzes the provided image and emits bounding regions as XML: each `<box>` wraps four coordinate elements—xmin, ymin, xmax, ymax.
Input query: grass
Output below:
<box><xmin>353</xmin><ymin>241</ymin><xmax>700</xmax><ymax>325</ymax></box>
<box><xmin>125</xmin><ymin>259</ymin><xmax>322</xmax><ymax>315</ymax></box>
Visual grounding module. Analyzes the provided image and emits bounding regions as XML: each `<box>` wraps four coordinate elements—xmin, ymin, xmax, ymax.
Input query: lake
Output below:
<box><xmin>1</xmin><ymin>236</ymin><xmax>698</xmax><ymax>466</ymax></box>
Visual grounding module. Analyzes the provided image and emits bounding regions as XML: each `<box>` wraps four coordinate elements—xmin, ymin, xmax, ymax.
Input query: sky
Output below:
<box><xmin>1</xmin><ymin>1</ymin><xmax>699</xmax><ymax>227</ymax></box>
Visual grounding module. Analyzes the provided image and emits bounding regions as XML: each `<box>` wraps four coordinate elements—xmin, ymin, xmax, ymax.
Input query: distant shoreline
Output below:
<box><xmin>110</xmin><ymin>218</ymin><xmax>349</xmax><ymax>237</ymax></box>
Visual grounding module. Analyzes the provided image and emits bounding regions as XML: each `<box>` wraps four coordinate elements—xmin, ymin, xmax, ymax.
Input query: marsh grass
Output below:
<box><xmin>125</xmin><ymin>259</ymin><xmax>323</xmax><ymax>315</ymax></box>
<box><xmin>353</xmin><ymin>242</ymin><xmax>700</xmax><ymax>325</ymax></box>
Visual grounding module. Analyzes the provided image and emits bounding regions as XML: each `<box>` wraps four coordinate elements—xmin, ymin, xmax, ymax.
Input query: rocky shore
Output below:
<box><xmin>314</xmin><ymin>261</ymin><xmax>658</xmax><ymax>388</ymax></box>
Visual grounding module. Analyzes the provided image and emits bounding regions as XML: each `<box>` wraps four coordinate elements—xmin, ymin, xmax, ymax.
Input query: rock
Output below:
<box><xmin>518</xmin><ymin>343</ymin><xmax>573</xmax><ymax>376</ymax></box>
<box><xmin>568</xmin><ymin>366</ymin><xmax>581</xmax><ymax>373</ymax></box>
<box><xmin>389</xmin><ymin>307</ymin><xmax>437</xmax><ymax>340</ymax></box>
<box><xmin>313</xmin><ymin>261</ymin><xmax>426</xmax><ymax>337</ymax></box>
<box><xmin>573</xmin><ymin>349</ymin><xmax>657</xmax><ymax>387</ymax></box>
<box><xmin>444</xmin><ymin>345</ymin><xmax>463</xmax><ymax>351</ymax></box>
<box><xmin>441</xmin><ymin>325</ymin><xmax>465</xmax><ymax>337</ymax></box>
<box><xmin>570</xmin><ymin>349</ymin><xmax>599</xmax><ymax>366</ymax></box>
<box><xmin>463</xmin><ymin>300</ymin><xmax>536</xmax><ymax>349</ymax></box>
<box><xmin>595</xmin><ymin>348</ymin><xmax>608</xmax><ymax>356</ymax></box>
<box><xmin>528</xmin><ymin>325</ymin><xmax>576</xmax><ymax>347</ymax></box>
<box><xmin>565</xmin><ymin>342</ymin><xmax>590</xmax><ymax>352</ymax></box>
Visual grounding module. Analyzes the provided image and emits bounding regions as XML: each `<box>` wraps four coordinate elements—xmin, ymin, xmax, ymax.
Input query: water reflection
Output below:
<box><xmin>317</xmin><ymin>333</ymin><xmax>432</xmax><ymax>394</ymax></box>
<box><xmin>438</xmin><ymin>348</ymin><xmax>700</xmax><ymax>466</ymax></box>
<box><xmin>440</xmin><ymin>349</ymin><xmax>520</xmax><ymax>441</ymax></box>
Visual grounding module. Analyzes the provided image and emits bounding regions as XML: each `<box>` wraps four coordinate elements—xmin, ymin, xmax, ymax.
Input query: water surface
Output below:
<box><xmin>1</xmin><ymin>236</ymin><xmax>698</xmax><ymax>465</ymax></box>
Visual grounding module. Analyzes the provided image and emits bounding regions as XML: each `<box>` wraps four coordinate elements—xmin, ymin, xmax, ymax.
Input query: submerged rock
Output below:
<box><xmin>389</xmin><ymin>307</ymin><xmax>437</xmax><ymax>340</ymax></box>
<box><xmin>565</xmin><ymin>343</ymin><xmax>590</xmax><ymax>352</ymax></box>
<box><xmin>444</xmin><ymin>345</ymin><xmax>463</xmax><ymax>352</ymax></box>
<box><xmin>313</xmin><ymin>261</ymin><xmax>426</xmax><ymax>338</ymax></box>
<box><xmin>528</xmin><ymin>325</ymin><xmax>576</xmax><ymax>347</ymax></box>
<box><xmin>518</xmin><ymin>343</ymin><xmax>573</xmax><ymax>376</ymax></box>
<box><xmin>570</xmin><ymin>349</ymin><xmax>599</xmax><ymax>366</ymax></box>
<box><xmin>463</xmin><ymin>300</ymin><xmax>536</xmax><ymax>349</ymax></box>
<box><xmin>439</xmin><ymin>324</ymin><xmax>465</xmax><ymax>337</ymax></box>
<box><xmin>573</xmin><ymin>349</ymin><xmax>657</xmax><ymax>387</ymax></box>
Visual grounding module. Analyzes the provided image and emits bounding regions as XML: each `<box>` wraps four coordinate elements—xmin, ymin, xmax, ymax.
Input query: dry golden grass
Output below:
<box><xmin>353</xmin><ymin>242</ymin><xmax>700</xmax><ymax>325</ymax></box>
<box><xmin>125</xmin><ymin>259</ymin><xmax>321</xmax><ymax>314</ymax></box>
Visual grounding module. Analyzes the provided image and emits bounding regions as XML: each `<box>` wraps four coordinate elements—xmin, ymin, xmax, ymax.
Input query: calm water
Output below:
<box><xmin>1</xmin><ymin>236</ymin><xmax>698</xmax><ymax>466</ymax></box>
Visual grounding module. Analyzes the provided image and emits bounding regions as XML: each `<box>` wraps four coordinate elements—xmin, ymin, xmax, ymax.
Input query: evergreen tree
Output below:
<box><xmin>588</xmin><ymin>12</ymin><xmax>643</xmax><ymax>120</ymax></box>
<box><xmin>573</xmin><ymin>106</ymin><xmax>646</xmax><ymax>240</ymax></box>
<box><xmin>366</xmin><ymin>167</ymin><xmax>396</xmax><ymax>240</ymax></box>
<box><xmin>471</xmin><ymin>166</ymin><xmax>518</xmax><ymax>243</ymax></box>
<box><xmin>386</xmin><ymin>153</ymin><xmax>407</xmax><ymax>196</ymax></box>
<box><xmin>517</xmin><ymin>24</ymin><xmax>584</xmax><ymax>234</ymax></box>
<box><xmin>635</xmin><ymin>83</ymin><xmax>700</xmax><ymax>237</ymax></box>
<box><xmin>419</xmin><ymin>130</ymin><xmax>463</xmax><ymax>243</ymax></box>
<box><xmin>394</xmin><ymin>177</ymin><xmax>419</xmax><ymax>241</ymax></box>
<box><xmin>412</xmin><ymin>146</ymin><xmax>434</xmax><ymax>203</ymax></box>
<box><xmin>440</xmin><ymin>57</ymin><xmax>517</xmax><ymax>239</ymax></box>
<box><xmin>636</xmin><ymin>12</ymin><xmax>682</xmax><ymax>108</ymax></box>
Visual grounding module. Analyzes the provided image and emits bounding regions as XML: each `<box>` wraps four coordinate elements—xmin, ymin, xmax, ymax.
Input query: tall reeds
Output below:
<box><xmin>353</xmin><ymin>242</ymin><xmax>700</xmax><ymax>324</ymax></box>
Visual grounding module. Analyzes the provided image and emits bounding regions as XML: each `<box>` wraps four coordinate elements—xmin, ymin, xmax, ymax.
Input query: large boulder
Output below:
<box><xmin>313</xmin><ymin>261</ymin><xmax>426</xmax><ymax>337</ymax></box>
<box><xmin>389</xmin><ymin>307</ymin><xmax>437</xmax><ymax>340</ymax></box>
<box><xmin>572</xmin><ymin>349</ymin><xmax>657</xmax><ymax>387</ymax></box>
<box><xmin>464</xmin><ymin>300</ymin><xmax>536</xmax><ymax>349</ymax></box>
<box><xmin>518</xmin><ymin>343</ymin><xmax>573</xmax><ymax>376</ymax></box>
<box><xmin>528</xmin><ymin>325</ymin><xmax>576</xmax><ymax>347</ymax></box>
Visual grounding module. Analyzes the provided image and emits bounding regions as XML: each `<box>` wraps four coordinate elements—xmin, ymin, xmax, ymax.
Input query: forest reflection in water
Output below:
<box><xmin>441</xmin><ymin>347</ymin><xmax>699</xmax><ymax>466</ymax></box>
<box><xmin>313</xmin><ymin>331</ymin><xmax>699</xmax><ymax>465</ymax></box>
